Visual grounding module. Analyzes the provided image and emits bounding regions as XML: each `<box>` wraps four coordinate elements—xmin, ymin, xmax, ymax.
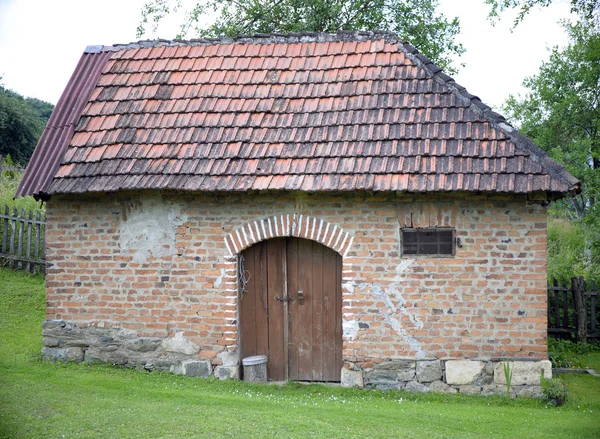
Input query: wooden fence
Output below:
<box><xmin>548</xmin><ymin>277</ymin><xmax>599</xmax><ymax>343</ymax></box>
<box><xmin>0</xmin><ymin>205</ymin><xmax>46</xmax><ymax>273</ymax></box>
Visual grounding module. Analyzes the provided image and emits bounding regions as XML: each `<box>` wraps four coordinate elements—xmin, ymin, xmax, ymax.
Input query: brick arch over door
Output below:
<box><xmin>218</xmin><ymin>214</ymin><xmax>357</xmax><ymax>366</ymax></box>
<box><xmin>223</xmin><ymin>214</ymin><xmax>354</xmax><ymax>257</ymax></box>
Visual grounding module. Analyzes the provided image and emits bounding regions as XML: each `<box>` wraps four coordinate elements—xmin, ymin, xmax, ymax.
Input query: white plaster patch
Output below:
<box><xmin>214</xmin><ymin>268</ymin><xmax>226</xmax><ymax>288</ymax></box>
<box><xmin>120</xmin><ymin>194</ymin><xmax>186</xmax><ymax>263</ymax></box>
<box><xmin>396</xmin><ymin>259</ymin><xmax>414</xmax><ymax>274</ymax></box>
<box><xmin>162</xmin><ymin>331</ymin><xmax>200</xmax><ymax>355</ymax></box>
<box><xmin>343</xmin><ymin>320</ymin><xmax>360</xmax><ymax>339</ymax></box>
<box><xmin>343</xmin><ymin>280</ymin><xmax>355</xmax><ymax>294</ymax></box>
<box><xmin>365</xmin><ymin>256</ymin><xmax>425</xmax><ymax>358</ymax></box>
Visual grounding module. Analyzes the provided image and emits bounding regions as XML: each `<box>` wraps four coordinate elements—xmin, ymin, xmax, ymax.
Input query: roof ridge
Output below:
<box><xmin>85</xmin><ymin>30</ymin><xmax>405</xmax><ymax>54</ymax></box>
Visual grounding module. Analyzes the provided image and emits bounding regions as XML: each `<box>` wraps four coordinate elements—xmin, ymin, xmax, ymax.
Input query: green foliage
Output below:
<box><xmin>548</xmin><ymin>338</ymin><xmax>582</xmax><ymax>368</ymax></box>
<box><xmin>503</xmin><ymin>20</ymin><xmax>600</xmax><ymax>272</ymax></box>
<box><xmin>550</xmin><ymin>338</ymin><xmax>600</xmax><ymax>355</ymax></box>
<box><xmin>504</xmin><ymin>21</ymin><xmax>600</xmax><ymax>217</ymax></box>
<box><xmin>548</xmin><ymin>338</ymin><xmax>600</xmax><ymax>368</ymax></box>
<box><xmin>503</xmin><ymin>361</ymin><xmax>513</xmax><ymax>398</ymax></box>
<box><xmin>547</xmin><ymin>218</ymin><xmax>599</xmax><ymax>281</ymax></box>
<box><xmin>540</xmin><ymin>372</ymin><xmax>569</xmax><ymax>406</ymax></box>
<box><xmin>137</xmin><ymin>0</ymin><xmax>465</xmax><ymax>74</ymax></box>
<box><xmin>0</xmin><ymin>156</ymin><xmax>44</xmax><ymax>213</ymax></box>
<box><xmin>0</xmin><ymin>154</ymin><xmax>21</xmax><ymax>180</ymax></box>
<box><xmin>549</xmin><ymin>349</ymin><xmax>580</xmax><ymax>369</ymax></box>
<box><xmin>0</xmin><ymin>82</ymin><xmax>54</xmax><ymax>166</ymax></box>
<box><xmin>485</xmin><ymin>0</ymin><xmax>599</xmax><ymax>27</ymax></box>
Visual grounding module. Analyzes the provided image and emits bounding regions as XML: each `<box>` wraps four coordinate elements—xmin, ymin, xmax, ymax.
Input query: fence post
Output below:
<box><xmin>571</xmin><ymin>276</ymin><xmax>588</xmax><ymax>344</ymax></box>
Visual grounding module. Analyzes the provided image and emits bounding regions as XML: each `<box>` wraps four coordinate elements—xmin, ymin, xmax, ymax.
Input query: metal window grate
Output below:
<box><xmin>401</xmin><ymin>228</ymin><xmax>455</xmax><ymax>257</ymax></box>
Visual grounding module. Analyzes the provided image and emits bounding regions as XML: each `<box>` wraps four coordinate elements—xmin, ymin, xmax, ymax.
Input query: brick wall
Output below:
<box><xmin>44</xmin><ymin>191</ymin><xmax>548</xmax><ymax>369</ymax></box>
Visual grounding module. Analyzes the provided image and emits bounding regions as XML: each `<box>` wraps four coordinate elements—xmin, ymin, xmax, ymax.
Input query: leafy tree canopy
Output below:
<box><xmin>137</xmin><ymin>0</ymin><xmax>465</xmax><ymax>73</ymax></box>
<box><xmin>503</xmin><ymin>20</ymin><xmax>600</xmax><ymax>267</ymax></box>
<box><xmin>0</xmin><ymin>82</ymin><xmax>54</xmax><ymax>166</ymax></box>
<box><xmin>485</xmin><ymin>0</ymin><xmax>599</xmax><ymax>27</ymax></box>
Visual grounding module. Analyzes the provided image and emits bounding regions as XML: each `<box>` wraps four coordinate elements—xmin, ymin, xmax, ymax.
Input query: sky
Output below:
<box><xmin>0</xmin><ymin>0</ymin><xmax>574</xmax><ymax>110</ymax></box>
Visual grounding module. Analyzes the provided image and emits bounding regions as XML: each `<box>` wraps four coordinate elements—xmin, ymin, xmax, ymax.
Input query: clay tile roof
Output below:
<box><xmin>17</xmin><ymin>31</ymin><xmax>579</xmax><ymax>200</ymax></box>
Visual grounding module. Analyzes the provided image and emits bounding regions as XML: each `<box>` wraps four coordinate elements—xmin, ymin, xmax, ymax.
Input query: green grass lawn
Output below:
<box><xmin>564</xmin><ymin>352</ymin><xmax>600</xmax><ymax>372</ymax></box>
<box><xmin>1</xmin><ymin>267</ymin><xmax>599</xmax><ymax>439</ymax></box>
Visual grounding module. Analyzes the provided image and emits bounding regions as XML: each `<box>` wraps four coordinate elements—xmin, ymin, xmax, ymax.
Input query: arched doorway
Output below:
<box><xmin>239</xmin><ymin>237</ymin><xmax>343</xmax><ymax>382</ymax></box>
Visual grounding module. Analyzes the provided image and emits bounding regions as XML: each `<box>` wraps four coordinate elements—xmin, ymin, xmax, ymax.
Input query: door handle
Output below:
<box><xmin>297</xmin><ymin>290</ymin><xmax>304</xmax><ymax>305</ymax></box>
<box><xmin>276</xmin><ymin>296</ymin><xmax>290</xmax><ymax>303</ymax></box>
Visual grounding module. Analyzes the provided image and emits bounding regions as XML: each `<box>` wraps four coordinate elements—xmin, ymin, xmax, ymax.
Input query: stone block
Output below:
<box><xmin>42</xmin><ymin>320</ymin><xmax>71</xmax><ymax>330</ymax></box>
<box><xmin>366</xmin><ymin>369</ymin><xmax>397</xmax><ymax>384</ymax></box>
<box><xmin>515</xmin><ymin>385</ymin><xmax>543</xmax><ymax>398</ymax></box>
<box><xmin>445</xmin><ymin>360</ymin><xmax>485</xmax><ymax>385</ymax></box>
<box><xmin>473</xmin><ymin>370</ymin><xmax>494</xmax><ymax>386</ymax></box>
<box><xmin>373</xmin><ymin>382</ymin><xmax>404</xmax><ymax>391</ymax></box>
<box><xmin>404</xmin><ymin>381</ymin><xmax>430</xmax><ymax>393</ymax></box>
<box><xmin>59</xmin><ymin>338</ymin><xmax>90</xmax><ymax>348</ymax></box>
<box><xmin>42</xmin><ymin>347</ymin><xmax>84</xmax><ymax>362</ymax></box>
<box><xmin>341</xmin><ymin>368</ymin><xmax>364</xmax><ymax>389</ymax></box>
<box><xmin>84</xmin><ymin>352</ymin><xmax>105</xmax><ymax>364</ymax></box>
<box><xmin>214</xmin><ymin>365</ymin><xmax>240</xmax><ymax>380</ymax></box>
<box><xmin>493</xmin><ymin>360</ymin><xmax>552</xmax><ymax>386</ymax></box>
<box><xmin>458</xmin><ymin>385</ymin><xmax>481</xmax><ymax>395</ymax></box>
<box><xmin>217</xmin><ymin>350</ymin><xmax>240</xmax><ymax>367</ymax></box>
<box><xmin>85</xmin><ymin>347</ymin><xmax>128</xmax><ymax>365</ymax></box>
<box><xmin>481</xmin><ymin>385</ymin><xmax>503</xmax><ymax>396</ymax></box>
<box><xmin>429</xmin><ymin>381</ymin><xmax>457</xmax><ymax>394</ymax></box>
<box><xmin>148</xmin><ymin>360</ymin><xmax>177</xmax><ymax>371</ymax></box>
<box><xmin>162</xmin><ymin>332</ymin><xmax>200</xmax><ymax>356</ymax></box>
<box><xmin>377</xmin><ymin>360</ymin><xmax>415</xmax><ymax>371</ymax></box>
<box><xmin>42</xmin><ymin>337</ymin><xmax>59</xmax><ymax>347</ymax></box>
<box><xmin>127</xmin><ymin>338</ymin><xmax>161</xmax><ymax>352</ymax></box>
<box><xmin>416</xmin><ymin>360</ymin><xmax>442</xmax><ymax>383</ymax></box>
<box><xmin>182</xmin><ymin>360</ymin><xmax>212</xmax><ymax>378</ymax></box>
<box><xmin>370</xmin><ymin>360</ymin><xmax>416</xmax><ymax>382</ymax></box>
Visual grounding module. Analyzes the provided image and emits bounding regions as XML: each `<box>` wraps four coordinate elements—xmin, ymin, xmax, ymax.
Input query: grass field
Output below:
<box><xmin>1</xmin><ymin>267</ymin><xmax>599</xmax><ymax>439</ymax></box>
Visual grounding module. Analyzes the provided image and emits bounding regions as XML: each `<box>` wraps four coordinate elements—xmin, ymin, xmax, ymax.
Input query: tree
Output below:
<box><xmin>485</xmin><ymin>0</ymin><xmax>599</xmax><ymax>27</ymax></box>
<box><xmin>0</xmin><ymin>82</ymin><xmax>54</xmax><ymax>166</ymax></box>
<box><xmin>503</xmin><ymin>20</ymin><xmax>600</xmax><ymax>271</ymax></box>
<box><xmin>137</xmin><ymin>0</ymin><xmax>464</xmax><ymax>73</ymax></box>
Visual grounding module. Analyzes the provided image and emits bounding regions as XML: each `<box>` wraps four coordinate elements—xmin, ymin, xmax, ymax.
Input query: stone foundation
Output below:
<box><xmin>342</xmin><ymin>358</ymin><xmax>551</xmax><ymax>397</ymax></box>
<box><xmin>43</xmin><ymin>319</ymin><xmax>551</xmax><ymax>397</ymax></box>
<box><xmin>42</xmin><ymin>320</ymin><xmax>238</xmax><ymax>379</ymax></box>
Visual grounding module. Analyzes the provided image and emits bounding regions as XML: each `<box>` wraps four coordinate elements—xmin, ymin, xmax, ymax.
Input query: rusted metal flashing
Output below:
<box><xmin>16</xmin><ymin>51</ymin><xmax>113</xmax><ymax>199</ymax></box>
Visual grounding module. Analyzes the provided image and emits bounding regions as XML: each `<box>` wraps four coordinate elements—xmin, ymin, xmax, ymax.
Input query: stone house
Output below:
<box><xmin>18</xmin><ymin>31</ymin><xmax>578</xmax><ymax>395</ymax></box>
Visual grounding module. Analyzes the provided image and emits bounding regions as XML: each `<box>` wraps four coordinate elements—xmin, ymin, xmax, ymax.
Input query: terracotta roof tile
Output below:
<box><xmin>20</xmin><ymin>32</ymin><xmax>579</xmax><ymax>199</ymax></box>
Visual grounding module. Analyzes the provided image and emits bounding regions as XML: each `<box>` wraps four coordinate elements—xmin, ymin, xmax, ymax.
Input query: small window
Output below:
<box><xmin>401</xmin><ymin>228</ymin><xmax>455</xmax><ymax>257</ymax></box>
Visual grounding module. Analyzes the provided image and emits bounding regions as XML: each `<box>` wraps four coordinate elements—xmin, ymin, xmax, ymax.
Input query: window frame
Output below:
<box><xmin>400</xmin><ymin>227</ymin><xmax>456</xmax><ymax>258</ymax></box>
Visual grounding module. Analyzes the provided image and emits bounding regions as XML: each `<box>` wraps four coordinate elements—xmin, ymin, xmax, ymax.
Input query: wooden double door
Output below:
<box><xmin>240</xmin><ymin>237</ymin><xmax>343</xmax><ymax>382</ymax></box>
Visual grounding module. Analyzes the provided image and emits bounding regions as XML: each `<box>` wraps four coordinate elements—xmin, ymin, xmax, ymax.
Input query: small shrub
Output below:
<box><xmin>549</xmin><ymin>351</ymin><xmax>579</xmax><ymax>369</ymax></box>
<box><xmin>540</xmin><ymin>371</ymin><xmax>568</xmax><ymax>406</ymax></box>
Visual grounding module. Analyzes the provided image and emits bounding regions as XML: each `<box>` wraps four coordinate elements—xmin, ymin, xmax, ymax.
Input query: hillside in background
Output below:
<box><xmin>0</xmin><ymin>82</ymin><xmax>54</xmax><ymax>166</ymax></box>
